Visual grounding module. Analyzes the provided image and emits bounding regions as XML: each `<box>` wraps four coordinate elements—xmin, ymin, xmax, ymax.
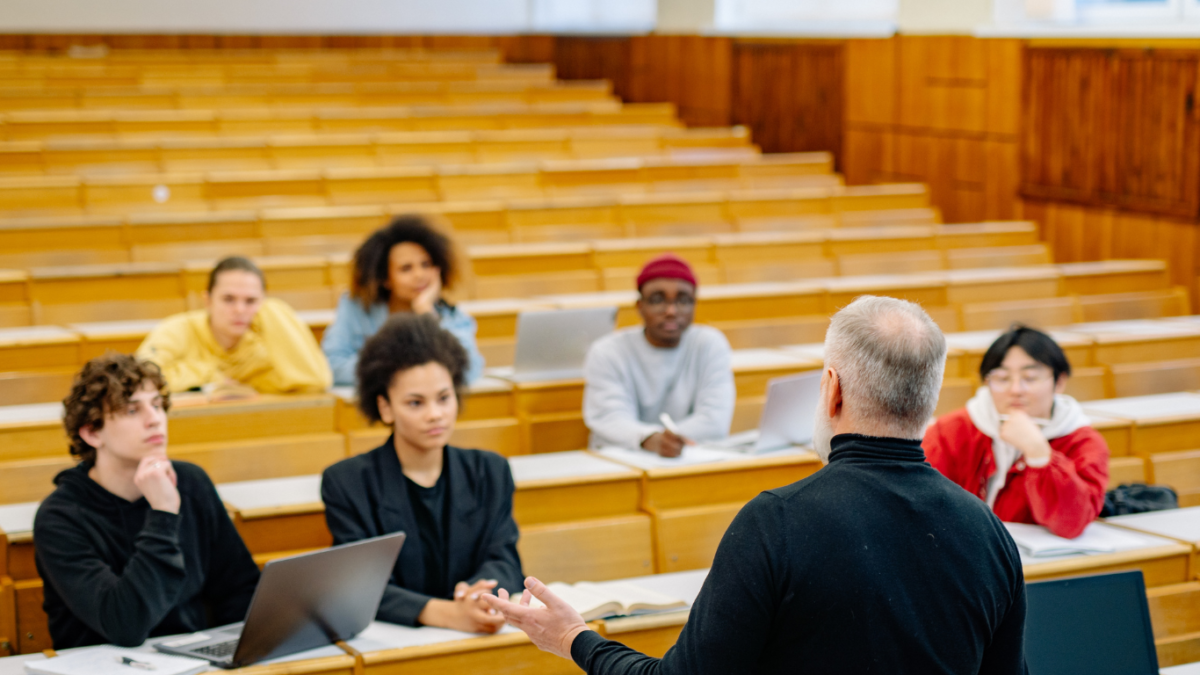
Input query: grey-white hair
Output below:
<box><xmin>824</xmin><ymin>295</ymin><xmax>947</xmax><ymax>439</ymax></box>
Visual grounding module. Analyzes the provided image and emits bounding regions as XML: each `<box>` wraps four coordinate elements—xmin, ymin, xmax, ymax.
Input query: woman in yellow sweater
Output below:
<box><xmin>137</xmin><ymin>257</ymin><xmax>332</xmax><ymax>394</ymax></box>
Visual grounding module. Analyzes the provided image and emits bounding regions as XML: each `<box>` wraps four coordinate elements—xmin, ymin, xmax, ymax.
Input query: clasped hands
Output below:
<box><xmin>419</xmin><ymin>578</ymin><xmax>507</xmax><ymax>634</ymax></box>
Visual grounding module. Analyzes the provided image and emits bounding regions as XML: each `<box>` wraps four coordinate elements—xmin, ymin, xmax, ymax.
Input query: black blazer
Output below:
<box><xmin>320</xmin><ymin>438</ymin><xmax>524</xmax><ymax>626</ymax></box>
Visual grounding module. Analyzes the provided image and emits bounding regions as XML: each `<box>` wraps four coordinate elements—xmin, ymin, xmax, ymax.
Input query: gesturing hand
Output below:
<box><xmin>419</xmin><ymin>578</ymin><xmax>506</xmax><ymax>634</ymax></box>
<box><xmin>482</xmin><ymin>576</ymin><xmax>590</xmax><ymax>660</ymax></box>
<box><xmin>134</xmin><ymin>454</ymin><xmax>180</xmax><ymax>514</ymax></box>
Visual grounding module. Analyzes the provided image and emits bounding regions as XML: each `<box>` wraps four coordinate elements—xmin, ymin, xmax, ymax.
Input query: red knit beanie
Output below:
<box><xmin>636</xmin><ymin>254</ymin><xmax>697</xmax><ymax>290</ymax></box>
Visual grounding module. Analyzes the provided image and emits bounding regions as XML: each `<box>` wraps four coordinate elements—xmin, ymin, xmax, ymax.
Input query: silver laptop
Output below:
<box><xmin>510</xmin><ymin>306</ymin><xmax>618</xmax><ymax>382</ymax></box>
<box><xmin>155</xmin><ymin>532</ymin><xmax>405</xmax><ymax>669</ymax></box>
<box><xmin>708</xmin><ymin>370</ymin><xmax>823</xmax><ymax>454</ymax></box>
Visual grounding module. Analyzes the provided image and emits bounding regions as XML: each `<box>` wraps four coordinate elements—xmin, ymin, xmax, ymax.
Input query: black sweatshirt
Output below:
<box><xmin>320</xmin><ymin>439</ymin><xmax>525</xmax><ymax>626</ymax></box>
<box><xmin>33</xmin><ymin>461</ymin><xmax>261</xmax><ymax>649</ymax></box>
<box><xmin>572</xmin><ymin>434</ymin><xmax>1029</xmax><ymax>675</ymax></box>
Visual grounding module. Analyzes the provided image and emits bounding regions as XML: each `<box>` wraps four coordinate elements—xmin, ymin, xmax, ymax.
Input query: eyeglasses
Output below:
<box><xmin>640</xmin><ymin>294</ymin><xmax>696</xmax><ymax>312</ymax></box>
<box><xmin>985</xmin><ymin>369</ymin><xmax>1053</xmax><ymax>391</ymax></box>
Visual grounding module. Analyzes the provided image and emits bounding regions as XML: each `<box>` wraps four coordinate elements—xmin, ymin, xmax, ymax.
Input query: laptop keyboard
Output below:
<box><xmin>193</xmin><ymin>640</ymin><xmax>238</xmax><ymax>659</ymax></box>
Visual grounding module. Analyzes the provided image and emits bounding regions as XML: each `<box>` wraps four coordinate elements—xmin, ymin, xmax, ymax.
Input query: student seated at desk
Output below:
<box><xmin>924</xmin><ymin>325</ymin><xmax>1109</xmax><ymax>538</ymax></box>
<box><xmin>137</xmin><ymin>256</ymin><xmax>331</xmax><ymax>395</ymax></box>
<box><xmin>583</xmin><ymin>254</ymin><xmax>734</xmax><ymax>457</ymax></box>
<box><xmin>34</xmin><ymin>354</ymin><xmax>260</xmax><ymax>649</ymax></box>
<box><xmin>320</xmin><ymin>313</ymin><xmax>522</xmax><ymax>632</ymax></box>
<box><xmin>321</xmin><ymin>215</ymin><xmax>484</xmax><ymax>387</ymax></box>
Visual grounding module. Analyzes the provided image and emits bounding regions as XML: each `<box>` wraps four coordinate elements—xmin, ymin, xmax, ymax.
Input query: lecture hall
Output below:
<box><xmin>1</xmin><ymin>0</ymin><xmax>1199</xmax><ymax>673</ymax></box>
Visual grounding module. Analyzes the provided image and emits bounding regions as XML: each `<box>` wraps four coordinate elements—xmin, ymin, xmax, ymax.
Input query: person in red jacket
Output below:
<box><xmin>924</xmin><ymin>325</ymin><xmax>1108</xmax><ymax>538</ymax></box>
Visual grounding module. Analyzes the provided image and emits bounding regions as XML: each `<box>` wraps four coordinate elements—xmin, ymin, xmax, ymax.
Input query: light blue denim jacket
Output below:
<box><xmin>321</xmin><ymin>293</ymin><xmax>485</xmax><ymax>386</ymax></box>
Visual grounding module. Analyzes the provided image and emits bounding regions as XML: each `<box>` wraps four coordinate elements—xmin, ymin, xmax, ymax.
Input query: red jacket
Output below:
<box><xmin>923</xmin><ymin>408</ymin><xmax>1110</xmax><ymax>539</ymax></box>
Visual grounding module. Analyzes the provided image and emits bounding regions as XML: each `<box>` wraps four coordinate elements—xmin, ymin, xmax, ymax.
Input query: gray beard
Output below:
<box><xmin>812</xmin><ymin>405</ymin><xmax>834</xmax><ymax>464</ymax></box>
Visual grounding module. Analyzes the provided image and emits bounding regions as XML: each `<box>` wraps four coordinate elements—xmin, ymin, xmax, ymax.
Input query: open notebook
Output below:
<box><xmin>527</xmin><ymin>581</ymin><xmax>688</xmax><ymax>621</ymax></box>
<box><xmin>1005</xmin><ymin>522</ymin><xmax>1151</xmax><ymax>558</ymax></box>
<box><xmin>24</xmin><ymin>646</ymin><xmax>207</xmax><ymax>675</ymax></box>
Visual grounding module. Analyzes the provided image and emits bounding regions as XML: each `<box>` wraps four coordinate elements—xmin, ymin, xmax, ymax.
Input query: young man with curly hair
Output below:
<box><xmin>321</xmin><ymin>313</ymin><xmax>522</xmax><ymax>633</ymax></box>
<box><xmin>33</xmin><ymin>353</ymin><xmax>260</xmax><ymax>649</ymax></box>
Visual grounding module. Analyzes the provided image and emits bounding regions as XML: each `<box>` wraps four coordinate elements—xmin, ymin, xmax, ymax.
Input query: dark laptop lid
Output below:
<box><xmin>1024</xmin><ymin>570</ymin><xmax>1159</xmax><ymax>675</ymax></box>
<box><xmin>231</xmin><ymin>532</ymin><xmax>406</xmax><ymax>667</ymax></box>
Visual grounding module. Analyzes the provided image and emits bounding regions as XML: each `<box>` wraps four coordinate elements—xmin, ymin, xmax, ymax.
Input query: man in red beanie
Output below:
<box><xmin>582</xmin><ymin>254</ymin><xmax>734</xmax><ymax>456</ymax></box>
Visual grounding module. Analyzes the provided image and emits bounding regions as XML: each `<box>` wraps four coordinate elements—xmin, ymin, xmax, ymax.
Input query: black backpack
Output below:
<box><xmin>1100</xmin><ymin>483</ymin><xmax>1179</xmax><ymax>517</ymax></box>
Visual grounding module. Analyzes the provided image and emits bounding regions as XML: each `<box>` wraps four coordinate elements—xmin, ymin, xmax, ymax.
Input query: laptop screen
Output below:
<box><xmin>1024</xmin><ymin>571</ymin><xmax>1159</xmax><ymax>675</ymax></box>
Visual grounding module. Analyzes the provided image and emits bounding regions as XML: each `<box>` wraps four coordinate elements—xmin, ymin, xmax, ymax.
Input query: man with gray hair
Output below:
<box><xmin>485</xmin><ymin>295</ymin><xmax>1028</xmax><ymax>674</ymax></box>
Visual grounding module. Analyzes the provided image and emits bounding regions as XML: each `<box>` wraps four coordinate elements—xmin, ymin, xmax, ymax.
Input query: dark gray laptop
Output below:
<box><xmin>510</xmin><ymin>306</ymin><xmax>618</xmax><ymax>381</ymax></box>
<box><xmin>155</xmin><ymin>532</ymin><xmax>405</xmax><ymax>669</ymax></box>
<box><xmin>1024</xmin><ymin>570</ymin><xmax>1159</xmax><ymax>675</ymax></box>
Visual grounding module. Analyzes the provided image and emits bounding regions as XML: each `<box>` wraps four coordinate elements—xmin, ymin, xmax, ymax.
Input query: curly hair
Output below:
<box><xmin>356</xmin><ymin>313</ymin><xmax>468</xmax><ymax>424</ymax></box>
<box><xmin>62</xmin><ymin>353</ymin><xmax>171</xmax><ymax>463</ymax></box>
<box><xmin>350</xmin><ymin>214</ymin><xmax>458</xmax><ymax>310</ymax></box>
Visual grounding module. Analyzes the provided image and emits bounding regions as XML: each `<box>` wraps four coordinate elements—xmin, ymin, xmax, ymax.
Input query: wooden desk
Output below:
<box><xmin>510</xmin><ymin>451</ymin><xmax>652</xmax><ymax>583</ymax></box>
<box><xmin>0</xmin><ymin>327</ymin><xmax>79</xmax><ymax>371</ymax></box>
<box><xmin>941</xmin><ymin>266</ymin><xmax>1062</xmax><ymax>305</ymax></box>
<box><xmin>1017</xmin><ymin>522</ymin><xmax>1192</xmax><ymax>587</ymax></box>
<box><xmin>1083</xmin><ymin>393</ymin><xmax>1200</xmax><ymax>457</ymax></box>
<box><xmin>66</xmin><ymin>319</ymin><xmax>159</xmax><ymax>361</ymax></box>
<box><xmin>1062</xmin><ymin>320</ymin><xmax>1200</xmax><ymax>366</ymax></box>
<box><xmin>1108</xmin><ymin>506</ymin><xmax>1200</xmax><ymax>580</ymax></box>
<box><xmin>1088</xmin><ymin>413</ymin><xmax>1135</xmax><ymax>458</ymax></box>
<box><xmin>217</xmin><ymin>475</ymin><xmax>330</xmax><ymax>561</ymax></box>
<box><xmin>598</xmin><ymin>448</ymin><xmax>822</xmax><ymax>573</ymax></box>
<box><xmin>354</xmin><ymin>623</ymin><xmax>578</xmax><ymax>675</ymax></box>
<box><xmin>0</xmin><ymin>503</ymin><xmax>42</xmax><ymax>655</ymax></box>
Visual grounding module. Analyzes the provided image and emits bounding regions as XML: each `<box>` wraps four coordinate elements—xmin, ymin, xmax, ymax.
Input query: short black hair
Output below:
<box><xmin>208</xmin><ymin>256</ymin><xmax>265</xmax><ymax>293</ymax></box>
<box><xmin>355</xmin><ymin>313</ymin><xmax>468</xmax><ymax>423</ymax></box>
<box><xmin>979</xmin><ymin>325</ymin><xmax>1072</xmax><ymax>382</ymax></box>
<box><xmin>350</xmin><ymin>214</ymin><xmax>457</xmax><ymax>310</ymax></box>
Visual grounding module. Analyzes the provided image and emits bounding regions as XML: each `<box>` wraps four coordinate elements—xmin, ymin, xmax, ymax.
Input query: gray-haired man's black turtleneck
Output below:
<box><xmin>571</xmin><ymin>433</ymin><xmax>1028</xmax><ymax>674</ymax></box>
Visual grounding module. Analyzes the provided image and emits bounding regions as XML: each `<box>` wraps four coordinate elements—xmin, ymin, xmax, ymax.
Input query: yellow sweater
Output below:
<box><xmin>136</xmin><ymin>298</ymin><xmax>332</xmax><ymax>394</ymax></box>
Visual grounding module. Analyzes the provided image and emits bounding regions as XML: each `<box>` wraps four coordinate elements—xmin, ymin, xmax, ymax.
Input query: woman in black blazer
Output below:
<box><xmin>321</xmin><ymin>313</ymin><xmax>523</xmax><ymax>633</ymax></box>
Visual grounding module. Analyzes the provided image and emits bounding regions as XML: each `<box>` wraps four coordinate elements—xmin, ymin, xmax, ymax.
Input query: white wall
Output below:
<box><xmin>0</xmin><ymin>0</ymin><xmax>656</xmax><ymax>34</ymax></box>
<box><xmin>897</xmin><ymin>0</ymin><xmax>993</xmax><ymax>33</ymax></box>
<box><xmin>0</xmin><ymin>0</ymin><xmax>993</xmax><ymax>36</ymax></box>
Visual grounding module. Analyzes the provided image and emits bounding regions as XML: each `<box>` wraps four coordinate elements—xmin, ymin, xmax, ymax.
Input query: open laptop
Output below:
<box><xmin>156</xmin><ymin>532</ymin><xmax>405</xmax><ymax>669</ymax></box>
<box><xmin>509</xmin><ymin>306</ymin><xmax>618</xmax><ymax>382</ymax></box>
<box><xmin>1024</xmin><ymin>570</ymin><xmax>1159</xmax><ymax>675</ymax></box>
<box><xmin>705</xmin><ymin>370</ymin><xmax>823</xmax><ymax>454</ymax></box>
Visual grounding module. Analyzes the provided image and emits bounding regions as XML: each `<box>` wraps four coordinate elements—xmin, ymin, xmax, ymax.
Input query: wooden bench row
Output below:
<box><xmin>0</xmin><ymin>79</ymin><xmax>628</xmax><ymax>115</ymax></box>
<box><xmin>0</xmin><ymin>62</ymin><xmax>553</xmax><ymax>90</ymax></box>
<box><xmin>0</xmin><ymin>183</ymin><xmax>923</xmax><ymax>264</ymax></box>
<box><xmin>0</xmin><ymin>101</ymin><xmax>677</xmax><ymax>140</ymax></box>
<box><xmin>0</xmin><ymin>48</ymin><xmax>502</xmax><ymax>67</ymax></box>
<box><xmin>0</xmin><ymin>126</ymin><xmax>764</xmax><ymax>177</ymax></box>
<box><xmin>0</xmin><ymin>152</ymin><xmax>850</xmax><ymax>218</ymax></box>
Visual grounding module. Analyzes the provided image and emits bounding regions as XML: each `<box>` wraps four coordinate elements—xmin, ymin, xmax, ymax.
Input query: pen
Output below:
<box><xmin>997</xmin><ymin>414</ymin><xmax>1052</xmax><ymax>427</ymax></box>
<box><xmin>113</xmin><ymin>655</ymin><xmax>157</xmax><ymax>671</ymax></box>
<box><xmin>659</xmin><ymin>413</ymin><xmax>682</xmax><ymax>435</ymax></box>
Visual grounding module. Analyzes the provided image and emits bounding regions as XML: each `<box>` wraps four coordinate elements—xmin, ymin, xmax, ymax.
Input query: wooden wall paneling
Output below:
<box><xmin>553</xmin><ymin>36</ymin><xmax>633</xmax><ymax>99</ymax></box>
<box><xmin>985</xmin><ymin>39</ymin><xmax>1024</xmax><ymax>136</ymax></box>
<box><xmin>626</xmin><ymin>36</ymin><xmax>732</xmax><ymax>127</ymax></box>
<box><xmin>730</xmin><ymin>40</ymin><xmax>844</xmax><ymax>166</ymax></box>
<box><xmin>1023</xmin><ymin>48</ymin><xmax>1200</xmax><ymax>218</ymax></box>
<box><xmin>845</xmin><ymin>39</ymin><xmax>897</xmax><ymax>127</ymax></box>
<box><xmin>984</xmin><ymin>138</ymin><xmax>1020</xmax><ymax>220</ymax></box>
<box><xmin>898</xmin><ymin>35</ymin><xmax>989</xmax><ymax>134</ymax></box>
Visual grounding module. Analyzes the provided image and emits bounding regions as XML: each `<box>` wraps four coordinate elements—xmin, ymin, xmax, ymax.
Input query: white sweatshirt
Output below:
<box><xmin>583</xmin><ymin>325</ymin><xmax>735</xmax><ymax>449</ymax></box>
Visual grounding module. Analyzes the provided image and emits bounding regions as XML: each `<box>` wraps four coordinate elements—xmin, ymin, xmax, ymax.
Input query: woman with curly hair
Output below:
<box><xmin>321</xmin><ymin>215</ymin><xmax>484</xmax><ymax>386</ymax></box>
<box><xmin>33</xmin><ymin>353</ymin><xmax>259</xmax><ymax>649</ymax></box>
<box><xmin>321</xmin><ymin>313</ymin><xmax>522</xmax><ymax>633</ymax></box>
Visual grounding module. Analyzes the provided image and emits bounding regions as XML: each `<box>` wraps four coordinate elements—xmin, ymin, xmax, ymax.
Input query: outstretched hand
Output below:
<box><xmin>482</xmin><ymin>576</ymin><xmax>590</xmax><ymax>660</ymax></box>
